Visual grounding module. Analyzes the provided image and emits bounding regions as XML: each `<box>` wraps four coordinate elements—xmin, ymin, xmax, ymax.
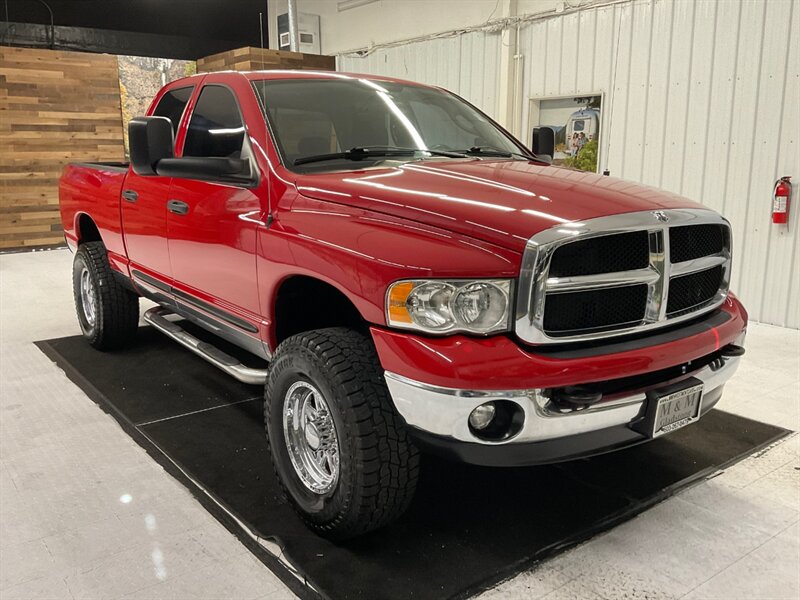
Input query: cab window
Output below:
<box><xmin>152</xmin><ymin>86</ymin><xmax>194</xmax><ymax>136</ymax></box>
<box><xmin>183</xmin><ymin>86</ymin><xmax>245</xmax><ymax>158</ymax></box>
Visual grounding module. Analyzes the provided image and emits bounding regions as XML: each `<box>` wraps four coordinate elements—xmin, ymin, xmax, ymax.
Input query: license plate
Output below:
<box><xmin>651</xmin><ymin>384</ymin><xmax>703</xmax><ymax>438</ymax></box>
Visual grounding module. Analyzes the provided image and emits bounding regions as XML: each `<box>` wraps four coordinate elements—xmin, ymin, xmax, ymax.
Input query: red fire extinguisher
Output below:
<box><xmin>773</xmin><ymin>176</ymin><xmax>792</xmax><ymax>224</ymax></box>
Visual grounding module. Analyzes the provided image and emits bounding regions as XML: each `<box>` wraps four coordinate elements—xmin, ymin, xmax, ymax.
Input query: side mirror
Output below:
<box><xmin>531</xmin><ymin>127</ymin><xmax>555</xmax><ymax>164</ymax></box>
<box><xmin>155</xmin><ymin>156</ymin><xmax>253</xmax><ymax>184</ymax></box>
<box><xmin>129</xmin><ymin>117</ymin><xmax>174</xmax><ymax>176</ymax></box>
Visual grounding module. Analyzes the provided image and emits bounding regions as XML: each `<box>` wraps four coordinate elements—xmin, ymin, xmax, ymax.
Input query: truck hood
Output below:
<box><xmin>294</xmin><ymin>160</ymin><xmax>707</xmax><ymax>252</ymax></box>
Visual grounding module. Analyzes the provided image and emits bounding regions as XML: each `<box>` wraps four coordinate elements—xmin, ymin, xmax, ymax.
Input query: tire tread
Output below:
<box><xmin>73</xmin><ymin>241</ymin><xmax>139</xmax><ymax>350</ymax></box>
<box><xmin>265</xmin><ymin>327</ymin><xmax>419</xmax><ymax>539</ymax></box>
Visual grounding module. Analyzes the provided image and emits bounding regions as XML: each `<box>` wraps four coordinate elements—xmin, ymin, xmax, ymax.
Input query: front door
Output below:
<box><xmin>166</xmin><ymin>83</ymin><xmax>263</xmax><ymax>336</ymax></box>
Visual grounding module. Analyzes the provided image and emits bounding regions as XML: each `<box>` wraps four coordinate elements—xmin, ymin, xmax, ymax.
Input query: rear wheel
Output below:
<box><xmin>265</xmin><ymin>327</ymin><xmax>419</xmax><ymax>540</ymax></box>
<box><xmin>72</xmin><ymin>241</ymin><xmax>139</xmax><ymax>350</ymax></box>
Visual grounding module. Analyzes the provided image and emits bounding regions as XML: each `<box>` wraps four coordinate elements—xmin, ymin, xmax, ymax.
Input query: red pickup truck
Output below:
<box><xmin>59</xmin><ymin>70</ymin><xmax>747</xmax><ymax>539</ymax></box>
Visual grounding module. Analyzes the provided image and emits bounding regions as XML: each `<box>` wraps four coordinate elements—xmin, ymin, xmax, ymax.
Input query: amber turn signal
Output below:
<box><xmin>387</xmin><ymin>281</ymin><xmax>415</xmax><ymax>323</ymax></box>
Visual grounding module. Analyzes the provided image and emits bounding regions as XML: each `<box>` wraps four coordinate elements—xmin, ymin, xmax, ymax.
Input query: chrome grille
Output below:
<box><xmin>515</xmin><ymin>209</ymin><xmax>732</xmax><ymax>344</ymax></box>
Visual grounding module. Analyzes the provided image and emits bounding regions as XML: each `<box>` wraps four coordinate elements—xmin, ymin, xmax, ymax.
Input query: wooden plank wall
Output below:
<box><xmin>0</xmin><ymin>46</ymin><xmax>125</xmax><ymax>250</ymax></box>
<box><xmin>197</xmin><ymin>47</ymin><xmax>335</xmax><ymax>73</ymax></box>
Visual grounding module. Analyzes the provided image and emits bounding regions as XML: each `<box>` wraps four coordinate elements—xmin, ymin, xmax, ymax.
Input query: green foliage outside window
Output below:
<box><xmin>564</xmin><ymin>138</ymin><xmax>598</xmax><ymax>172</ymax></box>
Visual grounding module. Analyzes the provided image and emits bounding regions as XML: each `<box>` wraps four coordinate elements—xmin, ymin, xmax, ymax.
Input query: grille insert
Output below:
<box><xmin>666</xmin><ymin>265</ymin><xmax>724</xmax><ymax>316</ymax></box>
<box><xmin>670</xmin><ymin>224</ymin><xmax>727</xmax><ymax>263</ymax></box>
<box><xmin>548</xmin><ymin>230</ymin><xmax>650</xmax><ymax>277</ymax></box>
<box><xmin>543</xmin><ymin>285</ymin><xmax>648</xmax><ymax>336</ymax></box>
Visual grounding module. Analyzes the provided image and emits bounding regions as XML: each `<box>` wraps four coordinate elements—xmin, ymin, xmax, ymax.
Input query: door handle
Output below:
<box><xmin>167</xmin><ymin>199</ymin><xmax>190</xmax><ymax>215</ymax></box>
<box><xmin>121</xmin><ymin>189</ymin><xmax>138</xmax><ymax>203</ymax></box>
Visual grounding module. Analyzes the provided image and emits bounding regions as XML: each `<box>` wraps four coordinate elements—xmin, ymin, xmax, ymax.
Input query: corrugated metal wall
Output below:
<box><xmin>337</xmin><ymin>30</ymin><xmax>503</xmax><ymax>117</ymax></box>
<box><xmin>338</xmin><ymin>0</ymin><xmax>800</xmax><ymax>328</ymax></box>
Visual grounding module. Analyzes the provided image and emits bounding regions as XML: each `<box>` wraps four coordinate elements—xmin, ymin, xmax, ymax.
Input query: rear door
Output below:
<box><xmin>121</xmin><ymin>83</ymin><xmax>195</xmax><ymax>290</ymax></box>
<box><xmin>166</xmin><ymin>80</ymin><xmax>264</xmax><ymax>337</ymax></box>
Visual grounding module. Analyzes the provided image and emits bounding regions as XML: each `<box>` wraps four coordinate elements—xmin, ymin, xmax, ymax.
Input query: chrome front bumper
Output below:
<box><xmin>384</xmin><ymin>353</ymin><xmax>742</xmax><ymax>446</ymax></box>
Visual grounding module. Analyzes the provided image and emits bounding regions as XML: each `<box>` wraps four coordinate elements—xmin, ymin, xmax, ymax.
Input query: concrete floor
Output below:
<box><xmin>1</xmin><ymin>248</ymin><xmax>798</xmax><ymax>600</ymax></box>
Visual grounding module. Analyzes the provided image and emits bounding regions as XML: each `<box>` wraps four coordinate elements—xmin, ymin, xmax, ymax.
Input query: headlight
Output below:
<box><xmin>386</xmin><ymin>279</ymin><xmax>512</xmax><ymax>335</ymax></box>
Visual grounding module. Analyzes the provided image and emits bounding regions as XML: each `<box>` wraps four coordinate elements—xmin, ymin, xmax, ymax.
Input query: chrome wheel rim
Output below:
<box><xmin>283</xmin><ymin>381</ymin><xmax>340</xmax><ymax>495</ymax></box>
<box><xmin>80</xmin><ymin>267</ymin><xmax>97</xmax><ymax>326</ymax></box>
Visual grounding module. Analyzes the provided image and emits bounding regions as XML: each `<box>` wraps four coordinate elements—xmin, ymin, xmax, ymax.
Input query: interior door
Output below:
<box><xmin>121</xmin><ymin>84</ymin><xmax>194</xmax><ymax>288</ymax></box>
<box><xmin>166</xmin><ymin>84</ymin><xmax>263</xmax><ymax>332</ymax></box>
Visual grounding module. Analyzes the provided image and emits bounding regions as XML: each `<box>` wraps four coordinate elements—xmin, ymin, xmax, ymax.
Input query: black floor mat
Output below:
<box><xmin>37</xmin><ymin>327</ymin><xmax>789</xmax><ymax>600</ymax></box>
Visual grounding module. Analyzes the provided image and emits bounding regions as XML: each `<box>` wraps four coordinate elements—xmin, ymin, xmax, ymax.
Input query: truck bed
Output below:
<box><xmin>59</xmin><ymin>162</ymin><xmax>130</xmax><ymax>266</ymax></box>
<box><xmin>71</xmin><ymin>161</ymin><xmax>130</xmax><ymax>172</ymax></box>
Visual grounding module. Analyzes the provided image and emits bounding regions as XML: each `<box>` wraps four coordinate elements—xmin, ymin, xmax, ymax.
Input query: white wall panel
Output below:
<box><xmin>764</xmin><ymin>2</ymin><xmax>800</xmax><ymax>327</ymax></box>
<box><xmin>639</xmin><ymin>0</ymin><xmax>672</xmax><ymax>187</ymax></box>
<box><xmin>517</xmin><ymin>0</ymin><xmax>799</xmax><ymax>328</ymax></box>
<box><xmin>740</xmin><ymin>0</ymin><xmax>797</xmax><ymax>326</ymax></box>
<box><xmin>336</xmin><ymin>0</ymin><xmax>799</xmax><ymax>327</ymax></box>
<box><xmin>337</xmin><ymin>30</ymin><xmax>503</xmax><ymax>117</ymax></box>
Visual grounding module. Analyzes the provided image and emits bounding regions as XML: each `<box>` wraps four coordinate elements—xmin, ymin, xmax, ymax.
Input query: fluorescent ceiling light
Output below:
<box><xmin>338</xmin><ymin>0</ymin><xmax>379</xmax><ymax>12</ymax></box>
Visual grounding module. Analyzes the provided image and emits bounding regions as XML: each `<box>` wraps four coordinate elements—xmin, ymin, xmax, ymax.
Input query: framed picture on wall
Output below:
<box><xmin>529</xmin><ymin>94</ymin><xmax>603</xmax><ymax>173</ymax></box>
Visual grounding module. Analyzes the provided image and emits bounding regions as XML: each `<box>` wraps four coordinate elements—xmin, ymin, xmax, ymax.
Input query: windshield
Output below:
<box><xmin>252</xmin><ymin>78</ymin><xmax>531</xmax><ymax>172</ymax></box>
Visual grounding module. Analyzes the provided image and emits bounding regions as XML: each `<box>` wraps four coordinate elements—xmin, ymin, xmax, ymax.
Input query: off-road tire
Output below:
<box><xmin>265</xmin><ymin>327</ymin><xmax>420</xmax><ymax>540</ymax></box>
<box><xmin>72</xmin><ymin>241</ymin><xmax>139</xmax><ymax>350</ymax></box>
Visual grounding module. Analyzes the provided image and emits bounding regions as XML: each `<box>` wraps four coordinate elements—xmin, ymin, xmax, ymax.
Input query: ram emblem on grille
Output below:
<box><xmin>652</xmin><ymin>210</ymin><xmax>670</xmax><ymax>222</ymax></box>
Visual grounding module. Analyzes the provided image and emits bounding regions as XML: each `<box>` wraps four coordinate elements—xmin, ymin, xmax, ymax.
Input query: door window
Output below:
<box><xmin>183</xmin><ymin>86</ymin><xmax>245</xmax><ymax>158</ymax></box>
<box><xmin>152</xmin><ymin>86</ymin><xmax>194</xmax><ymax>136</ymax></box>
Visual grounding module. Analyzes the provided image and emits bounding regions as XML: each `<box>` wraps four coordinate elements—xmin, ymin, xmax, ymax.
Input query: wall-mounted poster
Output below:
<box><xmin>530</xmin><ymin>95</ymin><xmax>602</xmax><ymax>173</ymax></box>
<box><xmin>117</xmin><ymin>56</ymin><xmax>197</xmax><ymax>156</ymax></box>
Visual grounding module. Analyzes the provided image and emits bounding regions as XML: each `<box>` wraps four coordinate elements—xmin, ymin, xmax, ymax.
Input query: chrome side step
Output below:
<box><xmin>143</xmin><ymin>307</ymin><xmax>268</xmax><ymax>385</ymax></box>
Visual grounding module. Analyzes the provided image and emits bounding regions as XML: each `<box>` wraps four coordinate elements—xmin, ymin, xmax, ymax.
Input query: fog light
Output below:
<box><xmin>468</xmin><ymin>403</ymin><xmax>496</xmax><ymax>430</ymax></box>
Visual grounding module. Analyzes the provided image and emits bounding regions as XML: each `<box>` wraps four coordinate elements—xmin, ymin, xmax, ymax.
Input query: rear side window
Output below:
<box><xmin>152</xmin><ymin>86</ymin><xmax>194</xmax><ymax>135</ymax></box>
<box><xmin>183</xmin><ymin>86</ymin><xmax>245</xmax><ymax>158</ymax></box>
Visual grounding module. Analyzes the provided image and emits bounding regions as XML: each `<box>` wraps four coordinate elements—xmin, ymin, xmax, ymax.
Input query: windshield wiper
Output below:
<box><xmin>462</xmin><ymin>146</ymin><xmax>533</xmax><ymax>159</ymax></box>
<box><xmin>294</xmin><ymin>146</ymin><xmax>467</xmax><ymax>166</ymax></box>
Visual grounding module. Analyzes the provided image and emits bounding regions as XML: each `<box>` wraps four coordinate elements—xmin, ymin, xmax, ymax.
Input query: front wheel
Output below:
<box><xmin>265</xmin><ymin>327</ymin><xmax>419</xmax><ymax>540</ymax></box>
<box><xmin>72</xmin><ymin>241</ymin><xmax>139</xmax><ymax>350</ymax></box>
